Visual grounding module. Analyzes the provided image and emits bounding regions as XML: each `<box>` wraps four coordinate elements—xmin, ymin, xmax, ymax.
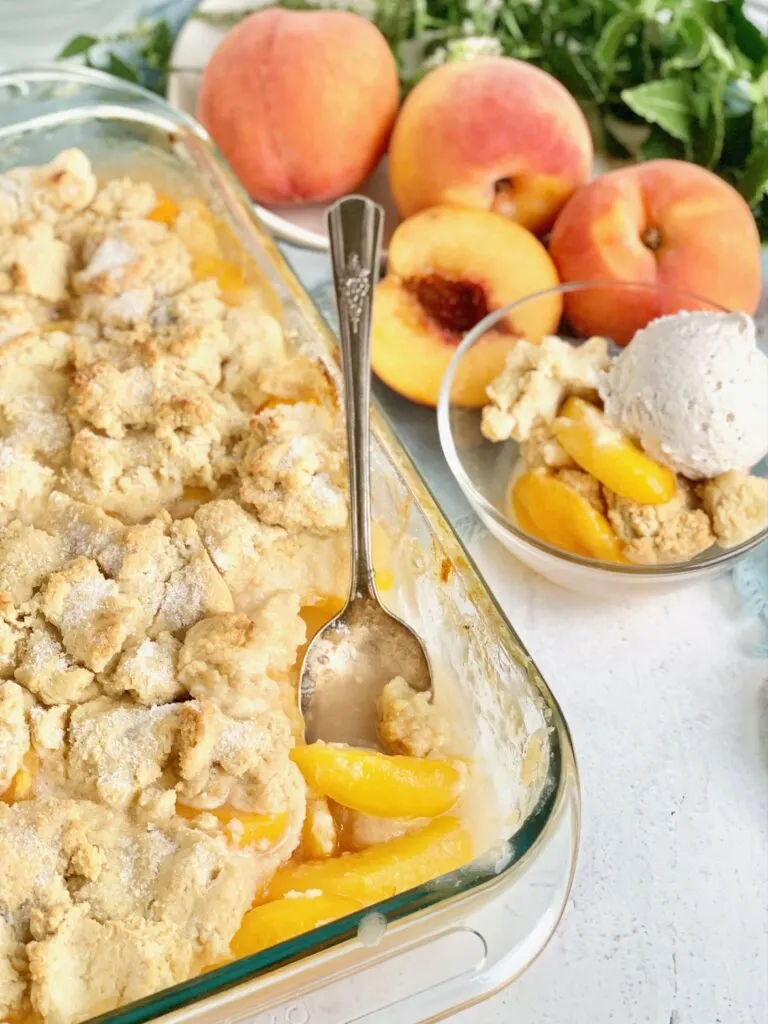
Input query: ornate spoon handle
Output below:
<box><xmin>326</xmin><ymin>194</ymin><xmax>385</xmax><ymax>602</ymax></box>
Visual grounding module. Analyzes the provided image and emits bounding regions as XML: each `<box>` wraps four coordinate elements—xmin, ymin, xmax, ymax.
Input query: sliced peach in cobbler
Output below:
<box><xmin>264</xmin><ymin>816</ymin><xmax>473</xmax><ymax>905</ymax></box>
<box><xmin>0</xmin><ymin>751</ymin><xmax>38</xmax><ymax>804</ymax></box>
<box><xmin>290</xmin><ymin>744</ymin><xmax>465</xmax><ymax>819</ymax></box>
<box><xmin>231</xmin><ymin>818</ymin><xmax>473</xmax><ymax>957</ymax></box>
<box><xmin>512</xmin><ymin>470</ymin><xmax>625</xmax><ymax>562</ymax></box>
<box><xmin>147</xmin><ymin>194</ymin><xmax>181</xmax><ymax>225</ymax></box>
<box><xmin>553</xmin><ymin>396</ymin><xmax>676</xmax><ymax>504</ymax></box>
<box><xmin>175</xmin><ymin>804</ymin><xmax>290</xmax><ymax>848</ymax></box>
<box><xmin>231</xmin><ymin>894</ymin><xmax>362</xmax><ymax>958</ymax></box>
<box><xmin>191</xmin><ymin>255</ymin><xmax>251</xmax><ymax>306</ymax></box>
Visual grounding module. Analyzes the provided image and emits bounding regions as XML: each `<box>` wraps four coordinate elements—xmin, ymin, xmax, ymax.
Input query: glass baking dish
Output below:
<box><xmin>0</xmin><ymin>66</ymin><xmax>580</xmax><ymax>1024</ymax></box>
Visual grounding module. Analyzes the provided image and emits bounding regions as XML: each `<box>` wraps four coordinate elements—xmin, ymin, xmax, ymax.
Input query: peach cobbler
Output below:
<box><xmin>0</xmin><ymin>151</ymin><xmax>473</xmax><ymax>1024</ymax></box>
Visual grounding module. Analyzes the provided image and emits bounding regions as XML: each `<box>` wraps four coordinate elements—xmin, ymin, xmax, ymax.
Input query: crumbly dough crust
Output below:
<box><xmin>481</xmin><ymin>335</ymin><xmax>610</xmax><ymax>444</ymax></box>
<box><xmin>696</xmin><ymin>471</ymin><xmax>768</xmax><ymax>548</ymax></box>
<box><xmin>0</xmin><ymin>151</ymin><xmax>361</xmax><ymax>1023</ymax></box>
<box><xmin>378</xmin><ymin>676</ymin><xmax>449</xmax><ymax>758</ymax></box>
<box><xmin>604</xmin><ymin>479</ymin><xmax>715</xmax><ymax>565</ymax></box>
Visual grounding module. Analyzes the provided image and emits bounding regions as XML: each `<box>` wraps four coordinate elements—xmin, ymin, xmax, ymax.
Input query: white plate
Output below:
<box><xmin>167</xmin><ymin>0</ymin><xmax>400</xmax><ymax>251</ymax></box>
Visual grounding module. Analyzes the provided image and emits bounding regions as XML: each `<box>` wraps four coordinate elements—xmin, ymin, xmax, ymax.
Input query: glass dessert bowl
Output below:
<box><xmin>437</xmin><ymin>281</ymin><xmax>768</xmax><ymax>598</ymax></box>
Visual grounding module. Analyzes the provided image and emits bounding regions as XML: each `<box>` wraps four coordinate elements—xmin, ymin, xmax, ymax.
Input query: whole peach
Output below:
<box><xmin>388</xmin><ymin>57</ymin><xmax>593</xmax><ymax>234</ymax></box>
<box><xmin>549</xmin><ymin>159</ymin><xmax>762</xmax><ymax>344</ymax></box>
<box><xmin>198</xmin><ymin>8</ymin><xmax>400</xmax><ymax>205</ymax></box>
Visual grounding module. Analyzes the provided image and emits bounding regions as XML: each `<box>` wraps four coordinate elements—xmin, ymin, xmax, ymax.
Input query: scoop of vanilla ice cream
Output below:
<box><xmin>599</xmin><ymin>311</ymin><xmax>768</xmax><ymax>479</ymax></box>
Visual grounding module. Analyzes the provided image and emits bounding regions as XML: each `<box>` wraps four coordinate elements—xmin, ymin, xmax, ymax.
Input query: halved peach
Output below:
<box><xmin>553</xmin><ymin>397</ymin><xmax>676</xmax><ymax>504</ymax></box>
<box><xmin>264</xmin><ymin>816</ymin><xmax>472</xmax><ymax>904</ymax></box>
<box><xmin>231</xmin><ymin>894</ymin><xmax>362</xmax><ymax>958</ymax></box>
<box><xmin>290</xmin><ymin>744</ymin><xmax>464</xmax><ymax>819</ymax></box>
<box><xmin>372</xmin><ymin>207</ymin><xmax>562</xmax><ymax>407</ymax></box>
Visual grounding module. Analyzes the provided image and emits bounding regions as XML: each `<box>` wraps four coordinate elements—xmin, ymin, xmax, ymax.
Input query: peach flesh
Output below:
<box><xmin>372</xmin><ymin>206</ymin><xmax>562</xmax><ymax>407</ymax></box>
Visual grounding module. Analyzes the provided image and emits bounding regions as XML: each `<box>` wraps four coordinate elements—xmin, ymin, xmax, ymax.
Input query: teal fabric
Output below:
<box><xmin>734</xmin><ymin>547</ymin><xmax>768</xmax><ymax>656</ymax></box>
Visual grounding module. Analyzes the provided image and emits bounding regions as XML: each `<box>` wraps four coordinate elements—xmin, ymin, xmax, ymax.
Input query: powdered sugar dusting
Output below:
<box><xmin>0</xmin><ymin>442</ymin><xmax>19</xmax><ymax>472</ymax></box>
<box><xmin>105</xmin><ymin>288</ymin><xmax>153</xmax><ymax>324</ymax></box>
<box><xmin>8</xmin><ymin>821</ymin><xmax>59</xmax><ymax>889</ymax></box>
<box><xmin>5</xmin><ymin>395</ymin><xmax>71</xmax><ymax>456</ymax></box>
<box><xmin>123</xmin><ymin>365</ymin><xmax>155</xmax><ymax>406</ymax></box>
<box><xmin>71</xmin><ymin>702</ymin><xmax>178</xmax><ymax>804</ymax></box>
<box><xmin>187</xmin><ymin>839</ymin><xmax>220</xmax><ymax>886</ymax></box>
<box><xmin>98</xmin><ymin>539</ymin><xmax>124</xmax><ymax>578</ymax></box>
<box><xmin>277</xmin><ymin>436</ymin><xmax>315</xmax><ymax>473</ymax></box>
<box><xmin>80</xmin><ymin>237</ymin><xmax>137</xmax><ymax>282</ymax></box>
<box><xmin>156</xmin><ymin>565</ymin><xmax>206</xmax><ymax>631</ymax></box>
<box><xmin>310</xmin><ymin>472</ymin><xmax>344</xmax><ymax>510</ymax></box>
<box><xmin>24</xmin><ymin>626</ymin><xmax>70</xmax><ymax>675</ymax></box>
<box><xmin>215</xmin><ymin>717</ymin><xmax>268</xmax><ymax>762</ymax></box>
<box><xmin>60</xmin><ymin>575</ymin><xmax>118</xmax><ymax>630</ymax></box>
<box><xmin>208</xmin><ymin>546</ymin><xmax>231</xmax><ymax>572</ymax></box>
<box><xmin>117</xmin><ymin>825</ymin><xmax>178</xmax><ymax>898</ymax></box>
<box><xmin>120</xmin><ymin>638</ymin><xmax>177</xmax><ymax>701</ymax></box>
<box><xmin>63</xmin><ymin>520</ymin><xmax>116</xmax><ymax>561</ymax></box>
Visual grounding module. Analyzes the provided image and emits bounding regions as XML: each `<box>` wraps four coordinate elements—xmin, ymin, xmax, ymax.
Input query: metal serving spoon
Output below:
<box><xmin>299</xmin><ymin>195</ymin><xmax>433</xmax><ymax>749</ymax></box>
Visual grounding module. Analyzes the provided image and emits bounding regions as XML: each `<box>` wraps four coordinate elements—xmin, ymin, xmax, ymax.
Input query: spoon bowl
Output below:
<box><xmin>301</xmin><ymin>594</ymin><xmax>431</xmax><ymax>747</ymax></box>
<box><xmin>299</xmin><ymin>195</ymin><xmax>434</xmax><ymax>748</ymax></box>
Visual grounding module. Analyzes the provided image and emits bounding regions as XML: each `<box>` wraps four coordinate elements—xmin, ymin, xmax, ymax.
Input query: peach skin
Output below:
<box><xmin>372</xmin><ymin>206</ymin><xmax>562</xmax><ymax>407</ymax></box>
<box><xmin>549</xmin><ymin>159</ymin><xmax>762</xmax><ymax>344</ymax></box>
<box><xmin>389</xmin><ymin>57</ymin><xmax>593</xmax><ymax>234</ymax></box>
<box><xmin>198</xmin><ymin>8</ymin><xmax>399</xmax><ymax>205</ymax></box>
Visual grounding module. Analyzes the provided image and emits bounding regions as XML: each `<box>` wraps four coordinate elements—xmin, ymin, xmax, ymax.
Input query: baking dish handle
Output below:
<box><xmin>338</xmin><ymin>781</ymin><xmax>578</xmax><ymax>1024</ymax></box>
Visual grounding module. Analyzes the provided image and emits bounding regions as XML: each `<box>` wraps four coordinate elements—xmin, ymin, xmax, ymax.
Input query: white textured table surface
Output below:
<box><xmin>286</xmin><ymin>245</ymin><xmax>768</xmax><ymax>1024</ymax></box>
<box><xmin>457</xmin><ymin>538</ymin><xmax>767</xmax><ymax>1024</ymax></box>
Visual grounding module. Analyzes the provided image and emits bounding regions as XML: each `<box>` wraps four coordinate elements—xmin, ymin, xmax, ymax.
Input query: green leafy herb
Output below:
<box><xmin>740</xmin><ymin>144</ymin><xmax>768</xmax><ymax>206</ymax></box>
<box><xmin>58</xmin><ymin>0</ymin><xmax>768</xmax><ymax>239</ymax></box>
<box><xmin>105</xmin><ymin>53</ymin><xmax>141</xmax><ymax>84</ymax></box>
<box><xmin>356</xmin><ymin>0</ymin><xmax>768</xmax><ymax>238</ymax></box>
<box><xmin>56</xmin><ymin>17</ymin><xmax>177</xmax><ymax>96</ymax></box>
<box><xmin>594</xmin><ymin>10</ymin><xmax>642</xmax><ymax>84</ymax></box>
<box><xmin>640</xmin><ymin>124</ymin><xmax>686</xmax><ymax>161</ymax></box>
<box><xmin>57</xmin><ymin>35</ymin><xmax>98</xmax><ymax>59</ymax></box>
<box><xmin>622</xmin><ymin>78</ymin><xmax>696</xmax><ymax>155</ymax></box>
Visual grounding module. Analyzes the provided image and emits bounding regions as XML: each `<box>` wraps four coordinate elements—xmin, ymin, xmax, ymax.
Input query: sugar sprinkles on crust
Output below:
<box><xmin>0</xmin><ymin>149</ymin><xmax>462</xmax><ymax>1024</ymax></box>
